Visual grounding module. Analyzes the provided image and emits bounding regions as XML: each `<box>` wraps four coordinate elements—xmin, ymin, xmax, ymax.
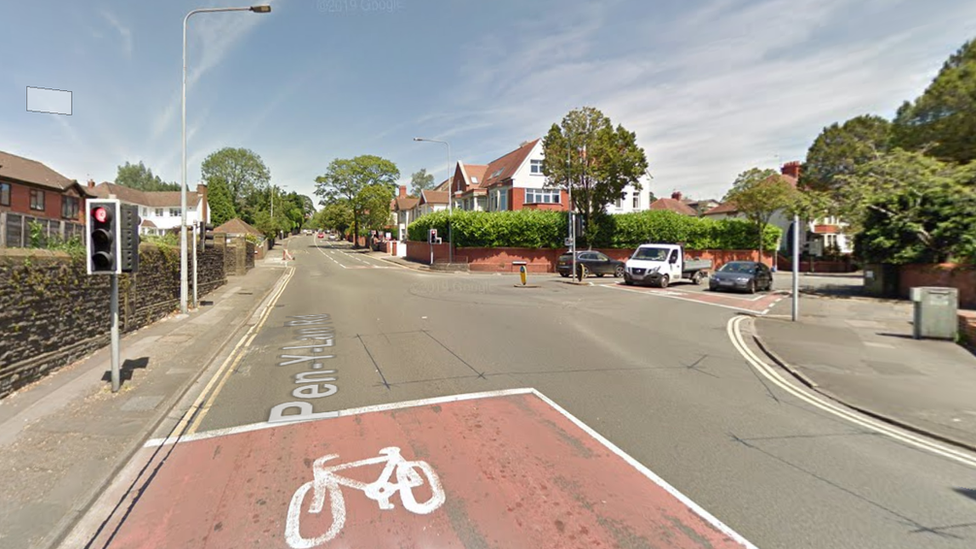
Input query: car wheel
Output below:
<box><xmin>560</xmin><ymin>273</ymin><xmax>569</xmax><ymax>278</ymax></box>
<box><xmin>691</xmin><ymin>272</ymin><xmax>702</xmax><ymax>285</ymax></box>
<box><xmin>747</xmin><ymin>280</ymin><xmax>756</xmax><ymax>294</ymax></box>
<box><xmin>658</xmin><ymin>275</ymin><xmax>669</xmax><ymax>289</ymax></box>
<box><xmin>614</xmin><ymin>265</ymin><xmax>625</xmax><ymax>278</ymax></box>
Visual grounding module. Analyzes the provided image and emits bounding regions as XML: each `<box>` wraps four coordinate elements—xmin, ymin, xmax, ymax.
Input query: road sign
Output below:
<box><xmin>564</xmin><ymin>237</ymin><xmax>574</xmax><ymax>246</ymax></box>
<box><xmin>104</xmin><ymin>390</ymin><xmax>754</xmax><ymax>548</ymax></box>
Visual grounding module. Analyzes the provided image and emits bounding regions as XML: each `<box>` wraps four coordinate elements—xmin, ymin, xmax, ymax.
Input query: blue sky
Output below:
<box><xmin>2</xmin><ymin>0</ymin><xmax>975</xmax><ymax>206</ymax></box>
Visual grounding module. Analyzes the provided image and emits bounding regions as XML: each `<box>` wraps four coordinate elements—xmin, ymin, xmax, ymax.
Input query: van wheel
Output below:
<box><xmin>691</xmin><ymin>272</ymin><xmax>702</xmax><ymax>285</ymax></box>
<box><xmin>658</xmin><ymin>275</ymin><xmax>669</xmax><ymax>289</ymax></box>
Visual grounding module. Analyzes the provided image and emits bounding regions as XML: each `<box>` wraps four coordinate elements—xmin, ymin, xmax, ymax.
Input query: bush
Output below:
<box><xmin>407</xmin><ymin>209</ymin><xmax>781</xmax><ymax>251</ymax></box>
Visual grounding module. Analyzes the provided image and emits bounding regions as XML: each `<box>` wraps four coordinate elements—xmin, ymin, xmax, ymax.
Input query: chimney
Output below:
<box><xmin>671</xmin><ymin>191</ymin><xmax>682</xmax><ymax>201</ymax></box>
<box><xmin>88</xmin><ymin>179</ymin><xmax>95</xmax><ymax>188</ymax></box>
<box><xmin>399</xmin><ymin>185</ymin><xmax>407</xmax><ymax>198</ymax></box>
<box><xmin>781</xmin><ymin>161</ymin><xmax>801</xmax><ymax>180</ymax></box>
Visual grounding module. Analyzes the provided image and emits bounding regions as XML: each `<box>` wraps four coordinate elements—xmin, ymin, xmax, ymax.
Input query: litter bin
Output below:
<box><xmin>910</xmin><ymin>287</ymin><xmax>958</xmax><ymax>340</ymax></box>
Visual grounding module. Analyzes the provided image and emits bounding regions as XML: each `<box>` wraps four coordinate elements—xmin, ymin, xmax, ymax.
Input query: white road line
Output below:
<box><xmin>727</xmin><ymin>316</ymin><xmax>976</xmax><ymax>469</ymax></box>
<box><xmin>602</xmin><ymin>284</ymin><xmax>762</xmax><ymax>314</ymax></box>
<box><xmin>314</xmin><ymin>243</ymin><xmax>348</xmax><ymax>268</ymax></box>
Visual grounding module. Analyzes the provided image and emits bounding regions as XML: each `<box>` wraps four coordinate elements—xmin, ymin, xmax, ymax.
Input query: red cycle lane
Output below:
<box><xmin>106</xmin><ymin>389</ymin><xmax>755</xmax><ymax>549</ymax></box>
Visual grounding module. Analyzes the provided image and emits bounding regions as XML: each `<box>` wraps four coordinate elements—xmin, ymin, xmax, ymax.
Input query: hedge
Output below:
<box><xmin>408</xmin><ymin>209</ymin><xmax>781</xmax><ymax>251</ymax></box>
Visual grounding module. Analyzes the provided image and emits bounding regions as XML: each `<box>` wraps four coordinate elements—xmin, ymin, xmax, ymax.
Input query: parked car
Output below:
<box><xmin>624</xmin><ymin>244</ymin><xmax>712</xmax><ymax>287</ymax></box>
<box><xmin>557</xmin><ymin>251</ymin><xmax>625</xmax><ymax>278</ymax></box>
<box><xmin>708</xmin><ymin>261</ymin><xmax>773</xmax><ymax>293</ymax></box>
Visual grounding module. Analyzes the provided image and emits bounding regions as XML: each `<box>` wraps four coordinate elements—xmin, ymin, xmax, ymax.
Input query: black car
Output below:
<box><xmin>557</xmin><ymin>251</ymin><xmax>625</xmax><ymax>278</ymax></box>
<box><xmin>708</xmin><ymin>261</ymin><xmax>773</xmax><ymax>293</ymax></box>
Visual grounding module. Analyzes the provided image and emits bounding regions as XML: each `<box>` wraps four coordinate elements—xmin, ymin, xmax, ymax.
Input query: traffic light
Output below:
<box><xmin>200</xmin><ymin>222</ymin><xmax>215</xmax><ymax>249</ymax></box>
<box><xmin>86</xmin><ymin>199</ymin><xmax>120</xmax><ymax>275</ymax></box>
<box><xmin>120</xmin><ymin>204</ymin><xmax>140</xmax><ymax>273</ymax></box>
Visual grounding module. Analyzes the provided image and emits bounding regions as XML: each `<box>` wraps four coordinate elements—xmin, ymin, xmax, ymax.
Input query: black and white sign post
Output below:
<box><xmin>87</xmin><ymin>199</ymin><xmax>141</xmax><ymax>392</ymax></box>
<box><xmin>792</xmin><ymin>214</ymin><xmax>800</xmax><ymax>322</ymax></box>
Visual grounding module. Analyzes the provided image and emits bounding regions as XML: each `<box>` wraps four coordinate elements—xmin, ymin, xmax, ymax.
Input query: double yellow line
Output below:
<box><xmin>164</xmin><ymin>266</ymin><xmax>296</xmax><ymax>440</ymax></box>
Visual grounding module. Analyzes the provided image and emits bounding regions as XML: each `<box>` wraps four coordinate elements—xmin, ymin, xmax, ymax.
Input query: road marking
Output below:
<box><xmin>181</xmin><ymin>267</ymin><xmax>296</xmax><ymax>435</ymax></box>
<box><xmin>146</xmin><ymin>386</ymin><xmax>756</xmax><ymax>548</ymax></box>
<box><xmin>727</xmin><ymin>316</ymin><xmax>976</xmax><ymax>469</ymax></box>
<box><xmin>313</xmin><ymin>242</ymin><xmax>348</xmax><ymax>268</ymax></box>
<box><xmin>602</xmin><ymin>283</ymin><xmax>762</xmax><ymax>314</ymax></box>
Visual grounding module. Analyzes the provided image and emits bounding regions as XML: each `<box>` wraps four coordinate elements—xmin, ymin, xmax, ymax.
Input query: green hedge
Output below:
<box><xmin>408</xmin><ymin>209</ymin><xmax>780</xmax><ymax>251</ymax></box>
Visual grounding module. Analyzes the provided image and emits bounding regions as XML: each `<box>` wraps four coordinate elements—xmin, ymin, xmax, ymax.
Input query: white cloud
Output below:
<box><xmin>101</xmin><ymin>10</ymin><xmax>133</xmax><ymax>59</ymax></box>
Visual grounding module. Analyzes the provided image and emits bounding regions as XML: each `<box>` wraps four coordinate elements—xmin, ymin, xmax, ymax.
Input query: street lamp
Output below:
<box><xmin>181</xmin><ymin>4</ymin><xmax>271</xmax><ymax>315</ymax></box>
<box><xmin>412</xmin><ymin>137</ymin><xmax>453</xmax><ymax>264</ymax></box>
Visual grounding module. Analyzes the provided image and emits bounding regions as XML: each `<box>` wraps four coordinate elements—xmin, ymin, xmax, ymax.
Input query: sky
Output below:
<box><xmin>2</xmin><ymin>0</ymin><xmax>975</xmax><ymax>206</ymax></box>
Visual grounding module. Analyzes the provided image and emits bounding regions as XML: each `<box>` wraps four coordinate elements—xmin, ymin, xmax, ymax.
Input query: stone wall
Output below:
<box><xmin>0</xmin><ymin>242</ymin><xmax>227</xmax><ymax>399</ymax></box>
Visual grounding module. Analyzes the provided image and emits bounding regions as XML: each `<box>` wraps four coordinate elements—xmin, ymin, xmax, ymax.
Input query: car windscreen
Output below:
<box><xmin>718</xmin><ymin>262</ymin><xmax>755</xmax><ymax>274</ymax></box>
<box><xmin>632</xmin><ymin>247</ymin><xmax>669</xmax><ymax>261</ymax></box>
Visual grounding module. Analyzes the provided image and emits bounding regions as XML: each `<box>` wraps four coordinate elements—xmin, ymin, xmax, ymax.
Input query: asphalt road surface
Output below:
<box><xmin>83</xmin><ymin>236</ymin><xmax>976</xmax><ymax>548</ymax></box>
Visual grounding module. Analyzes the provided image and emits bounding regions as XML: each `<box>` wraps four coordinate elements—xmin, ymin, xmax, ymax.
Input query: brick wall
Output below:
<box><xmin>899</xmin><ymin>263</ymin><xmax>975</xmax><ymax>309</ymax></box>
<box><xmin>959</xmin><ymin>311</ymin><xmax>976</xmax><ymax>351</ymax></box>
<box><xmin>404</xmin><ymin>245</ymin><xmax>762</xmax><ymax>273</ymax></box>
<box><xmin>0</xmin><ymin>242</ymin><xmax>227</xmax><ymax>399</ymax></box>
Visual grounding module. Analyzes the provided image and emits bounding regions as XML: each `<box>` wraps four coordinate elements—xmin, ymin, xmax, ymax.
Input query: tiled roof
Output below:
<box><xmin>214</xmin><ymin>217</ymin><xmax>263</xmax><ymax>236</ymax></box>
<box><xmin>89</xmin><ymin>182</ymin><xmax>201</xmax><ymax>207</ymax></box>
<box><xmin>703</xmin><ymin>202</ymin><xmax>739</xmax><ymax>216</ymax></box>
<box><xmin>649</xmin><ymin>198</ymin><xmax>697</xmax><ymax>215</ymax></box>
<box><xmin>394</xmin><ymin>196</ymin><xmax>419</xmax><ymax>211</ymax></box>
<box><xmin>0</xmin><ymin>150</ymin><xmax>76</xmax><ymax>191</ymax></box>
<box><xmin>433</xmin><ymin>178</ymin><xmax>450</xmax><ymax>192</ymax></box>
<box><xmin>482</xmin><ymin>139</ymin><xmax>539</xmax><ymax>188</ymax></box>
<box><xmin>420</xmin><ymin>190</ymin><xmax>449</xmax><ymax>205</ymax></box>
<box><xmin>141</xmin><ymin>219</ymin><xmax>158</xmax><ymax>228</ymax></box>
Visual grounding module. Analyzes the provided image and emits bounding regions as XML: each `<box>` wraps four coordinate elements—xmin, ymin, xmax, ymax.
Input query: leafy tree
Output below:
<box><xmin>314</xmin><ymin>155</ymin><xmax>400</xmax><ymax>247</ymax></box>
<box><xmin>801</xmin><ymin>115</ymin><xmax>891</xmax><ymax>192</ymax></box>
<box><xmin>315</xmin><ymin>202</ymin><xmax>353</xmax><ymax>234</ymax></box>
<box><xmin>409</xmin><ymin>168</ymin><xmax>435</xmax><ymax>196</ymax></box>
<box><xmin>358</xmin><ymin>184</ymin><xmax>396</xmax><ymax>231</ymax></box>
<box><xmin>115</xmin><ymin>161</ymin><xmax>180</xmax><ymax>191</ymax></box>
<box><xmin>200</xmin><ymin>148</ymin><xmax>271</xmax><ymax>213</ymax></box>
<box><xmin>542</xmin><ymin>106</ymin><xmax>649</xmax><ymax>245</ymax></box>
<box><xmin>723</xmin><ymin>168</ymin><xmax>799</xmax><ymax>261</ymax></box>
<box><xmin>836</xmin><ymin>149</ymin><xmax>976</xmax><ymax>264</ymax></box>
<box><xmin>206</xmin><ymin>177</ymin><xmax>237</xmax><ymax>226</ymax></box>
<box><xmin>892</xmin><ymin>38</ymin><xmax>976</xmax><ymax>164</ymax></box>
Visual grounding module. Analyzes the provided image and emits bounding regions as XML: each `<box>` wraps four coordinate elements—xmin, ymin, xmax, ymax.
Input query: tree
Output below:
<box><xmin>801</xmin><ymin>115</ymin><xmax>891</xmax><ymax>192</ymax></box>
<box><xmin>892</xmin><ymin>38</ymin><xmax>976</xmax><ymax>164</ymax></box>
<box><xmin>316</xmin><ymin>202</ymin><xmax>353</xmax><ymax>234</ymax></box>
<box><xmin>115</xmin><ymin>161</ymin><xmax>180</xmax><ymax>191</ymax></box>
<box><xmin>358</xmin><ymin>184</ymin><xmax>396</xmax><ymax>232</ymax></box>
<box><xmin>206</xmin><ymin>177</ymin><xmax>237</xmax><ymax>226</ymax></box>
<box><xmin>200</xmin><ymin>148</ymin><xmax>271</xmax><ymax>213</ymax></box>
<box><xmin>836</xmin><ymin>149</ymin><xmax>976</xmax><ymax>264</ymax></box>
<box><xmin>542</xmin><ymin>106</ymin><xmax>649</xmax><ymax>245</ymax></box>
<box><xmin>723</xmin><ymin>168</ymin><xmax>799</xmax><ymax>262</ymax></box>
<box><xmin>409</xmin><ymin>168</ymin><xmax>435</xmax><ymax>196</ymax></box>
<box><xmin>314</xmin><ymin>155</ymin><xmax>400</xmax><ymax>247</ymax></box>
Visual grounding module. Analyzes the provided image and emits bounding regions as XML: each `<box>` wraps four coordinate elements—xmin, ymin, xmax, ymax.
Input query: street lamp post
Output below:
<box><xmin>412</xmin><ymin>137</ymin><xmax>453</xmax><ymax>264</ymax></box>
<box><xmin>181</xmin><ymin>4</ymin><xmax>270</xmax><ymax>315</ymax></box>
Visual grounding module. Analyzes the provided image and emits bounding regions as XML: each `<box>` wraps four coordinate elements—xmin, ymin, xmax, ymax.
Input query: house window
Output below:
<box><xmin>530</xmin><ymin>159</ymin><xmax>543</xmax><ymax>175</ymax></box>
<box><xmin>0</xmin><ymin>182</ymin><xmax>9</xmax><ymax>206</ymax></box>
<box><xmin>615</xmin><ymin>196</ymin><xmax>622</xmax><ymax>208</ymax></box>
<box><xmin>525</xmin><ymin>189</ymin><xmax>560</xmax><ymax>204</ymax></box>
<box><xmin>490</xmin><ymin>192</ymin><xmax>498</xmax><ymax>211</ymax></box>
<box><xmin>30</xmin><ymin>189</ymin><xmax>45</xmax><ymax>211</ymax></box>
<box><xmin>142</xmin><ymin>207</ymin><xmax>148</xmax><ymax>217</ymax></box>
<box><xmin>61</xmin><ymin>196</ymin><xmax>79</xmax><ymax>219</ymax></box>
<box><xmin>170</xmin><ymin>207</ymin><xmax>181</xmax><ymax>217</ymax></box>
<box><xmin>499</xmin><ymin>189</ymin><xmax>509</xmax><ymax>211</ymax></box>
<box><xmin>155</xmin><ymin>208</ymin><xmax>164</xmax><ymax>217</ymax></box>
<box><xmin>632</xmin><ymin>192</ymin><xmax>640</xmax><ymax>209</ymax></box>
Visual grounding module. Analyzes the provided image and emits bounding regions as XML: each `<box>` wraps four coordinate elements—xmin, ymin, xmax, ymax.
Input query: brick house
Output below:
<box><xmin>392</xmin><ymin>186</ymin><xmax>420</xmax><ymax>241</ymax></box>
<box><xmin>703</xmin><ymin>161</ymin><xmax>852</xmax><ymax>256</ymax></box>
<box><xmin>0</xmin><ymin>150</ymin><xmax>91</xmax><ymax>224</ymax></box>
<box><xmin>88</xmin><ymin>182</ymin><xmax>209</xmax><ymax>236</ymax></box>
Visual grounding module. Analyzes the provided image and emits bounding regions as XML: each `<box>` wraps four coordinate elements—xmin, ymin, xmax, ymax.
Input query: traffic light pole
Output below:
<box><xmin>192</xmin><ymin>223</ymin><xmax>198</xmax><ymax>309</ymax></box>
<box><xmin>110</xmin><ymin>273</ymin><xmax>121</xmax><ymax>393</ymax></box>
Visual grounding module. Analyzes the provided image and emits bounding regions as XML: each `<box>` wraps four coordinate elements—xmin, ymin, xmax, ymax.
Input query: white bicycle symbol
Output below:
<box><xmin>284</xmin><ymin>446</ymin><xmax>445</xmax><ymax>548</ymax></box>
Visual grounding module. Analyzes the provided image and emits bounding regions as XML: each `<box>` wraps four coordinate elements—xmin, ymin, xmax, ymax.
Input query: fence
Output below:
<box><xmin>1</xmin><ymin>212</ymin><xmax>85</xmax><ymax>248</ymax></box>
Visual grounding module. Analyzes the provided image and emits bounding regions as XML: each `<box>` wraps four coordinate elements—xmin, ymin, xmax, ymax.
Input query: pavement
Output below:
<box><xmin>0</xmin><ymin>252</ymin><xmax>289</xmax><ymax>549</ymax></box>
<box><xmin>755</xmin><ymin>294</ymin><xmax>976</xmax><ymax>452</ymax></box>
